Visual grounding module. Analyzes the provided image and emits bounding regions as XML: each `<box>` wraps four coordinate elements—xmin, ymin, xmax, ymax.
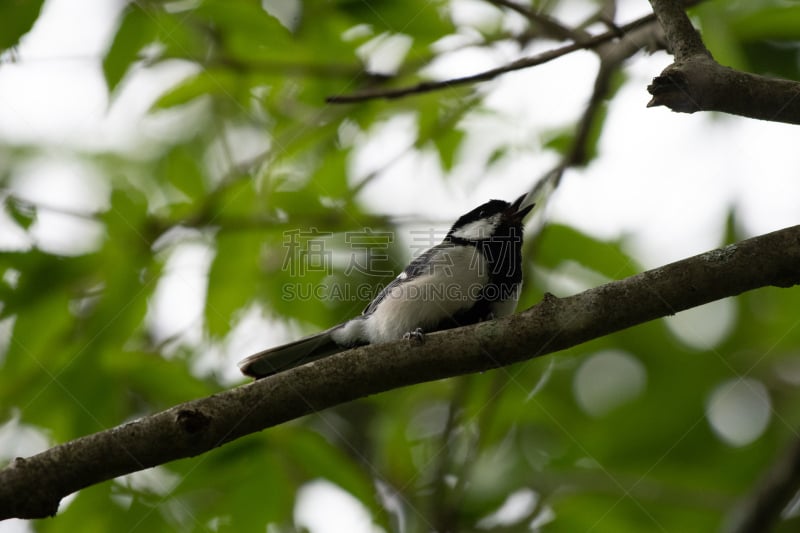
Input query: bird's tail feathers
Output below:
<box><xmin>238</xmin><ymin>326</ymin><xmax>344</xmax><ymax>378</ymax></box>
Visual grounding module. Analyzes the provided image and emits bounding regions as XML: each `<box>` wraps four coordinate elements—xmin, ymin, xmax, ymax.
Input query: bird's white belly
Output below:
<box><xmin>366</xmin><ymin>246</ymin><xmax>489</xmax><ymax>342</ymax></box>
<box><xmin>489</xmin><ymin>283</ymin><xmax>521</xmax><ymax>318</ymax></box>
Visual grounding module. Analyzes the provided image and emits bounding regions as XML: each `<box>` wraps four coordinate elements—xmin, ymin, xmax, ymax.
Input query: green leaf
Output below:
<box><xmin>337</xmin><ymin>0</ymin><xmax>453</xmax><ymax>50</ymax></box>
<box><xmin>728</xmin><ymin>5</ymin><xmax>800</xmax><ymax>41</ymax></box>
<box><xmin>485</xmin><ymin>146</ymin><xmax>507</xmax><ymax>167</ymax></box>
<box><xmin>696</xmin><ymin>4</ymin><xmax>749</xmax><ymax>70</ymax></box>
<box><xmin>536</xmin><ymin>223</ymin><xmax>640</xmax><ymax>280</ymax></box>
<box><xmin>307</xmin><ymin>148</ymin><xmax>350</xmax><ymax>199</ymax></box>
<box><xmin>103</xmin><ymin>4</ymin><xmax>157</xmax><ymax>92</ymax></box>
<box><xmin>432</xmin><ymin>128</ymin><xmax>465</xmax><ymax>171</ymax></box>
<box><xmin>0</xmin><ymin>0</ymin><xmax>43</xmax><ymax>52</ymax></box>
<box><xmin>152</xmin><ymin>69</ymin><xmax>239</xmax><ymax>109</ymax></box>
<box><xmin>206</xmin><ymin>231</ymin><xmax>262</xmax><ymax>336</ymax></box>
<box><xmin>2</xmin><ymin>273</ymin><xmax>73</xmax><ymax>377</ymax></box>
<box><xmin>170</xmin><ymin>436</ymin><xmax>296</xmax><ymax>527</ymax></box>
<box><xmin>4</xmin><ymin>196</ymin><xmax>36</xmax><ymax>230</ymax></box>
<box><xmin>105</xmin><ymin>349</ymin><xmax>218</xmax><ymax>408</ymax></box>
<box><xmin>543</xmin><ymin>129</ymin><xmax>573</xmax><ymax>156</ymax></box>
<box><xmin>214</xmin><ymin>177</ymin><xmax>262</xmax><ymax>221</ymax></box>
<box><xmin>741</xmin><ymin>41</ymin><xmax>800</xmax><ymax>80</ymax></box>
<box><xmin>277</xmin><ymin>428</ymin><xmax>381</xmax><ymax>513</ymax></box>
<box><xmin>161</xmin><ymin>144</ymin><xmax>207</xmax><ymax>201</ymax></box>
<box><xmin>84</xmin><ymin>188</ymin><xmax>153</xmax><ymax>351</ymax></box>
<box><xmin>0</xmin><ymin>251</ymin><xmax>95</xmax><ymax>319</ymax></box>
<box><xmin>296</xmin><ymin>4</ymin><xmax>366</xmax><ymax>62</ymax></box>
<box><xmin>414</xmin><ymin>93</ymin><xmax>475</xmax><ymax>171</ymax></box>
<box><xmin>195</xmin><ymin>0</ymin><xmax>291</xmax><ymax>40</ymax></box>
<box><xmin>37</xmin><ymin>481</ymin><xmax>177</xmax><ymax>533</ymax></box>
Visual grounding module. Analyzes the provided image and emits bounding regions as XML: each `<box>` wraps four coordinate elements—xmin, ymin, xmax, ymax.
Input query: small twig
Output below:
<box><xmin>565</xmin><ymin>15</ymin><xmax>663</xmax><ymax>168</ymax></box>
<box><xmin>486</xmin><ymin>0</ymin><xmax>586</xmax><ymax>42</ymax></box>
<box><xmin>2</xmin><ymin>192</ymin><xmax>100</xmax><ymax>222</ymax></box>
<box><xmin>326</xmin><ymin>13</ymin><xmax>657</xmax><ymax>104</ymax></box>
<box><xmin>523</xmin><ymin>19</ymin><xmax>666</xmax><ymax>204</ymax></box>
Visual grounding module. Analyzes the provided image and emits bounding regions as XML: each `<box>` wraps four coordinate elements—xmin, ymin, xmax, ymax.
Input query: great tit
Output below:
<box><xmin>239</xmin><ymin>194</ymin><xmax>534</xmax><ymax>378</ymax></box>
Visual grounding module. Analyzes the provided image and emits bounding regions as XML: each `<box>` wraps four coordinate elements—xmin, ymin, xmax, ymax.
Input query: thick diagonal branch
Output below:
<box><xmin>1</xmin><ymin>225</ymin><xmax>799</xmax><ymax>521</ymax></box>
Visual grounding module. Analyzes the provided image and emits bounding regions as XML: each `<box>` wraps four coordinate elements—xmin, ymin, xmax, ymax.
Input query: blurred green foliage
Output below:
<box><xmin>0</xmin><ymin>0</ymin><xmax>43</xmax><ymax>53</ymax></box>
<box><xmin>1</xmin><ymin>0</ymin><xmax>800</xmax><ymax>532</ymax></box>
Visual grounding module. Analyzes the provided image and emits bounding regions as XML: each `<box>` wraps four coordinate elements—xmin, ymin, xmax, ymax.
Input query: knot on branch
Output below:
<box><xmin>647</xmin><ymin>56</ymin><xmax>717</xmax><ymax>112</ymax></box>
<box><xmin>701</xmin><ymin>244</ymin><xmax>738</xmax><ymax>264</ymax></box>
<box><xmin>176</xmin><ymin>409</ymin><xmax>211</xmax><ymax>434</ymax></box>
<box><xmin>647</xmin><ymin>0</ymin><xmax>800</xmax><ymax>124</ymax></box>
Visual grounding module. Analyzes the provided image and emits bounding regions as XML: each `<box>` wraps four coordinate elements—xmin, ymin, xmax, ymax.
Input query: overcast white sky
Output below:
<box><xmin>1</xmin><ymin>0</ymin><xmax>799</xmax><ymax>530</ymax></box>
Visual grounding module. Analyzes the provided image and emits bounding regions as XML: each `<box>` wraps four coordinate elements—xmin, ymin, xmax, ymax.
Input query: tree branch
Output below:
<box><xmin>2</xmin><ymin>225</ymin><xmax>799</xmax><ymax>521</ymax></box>
<box><xmin>326</xmin><ymin>12</ymin><xmax>659</xmax><ymax>104</ymax></box>
<box><xmin>649</xmin><ymin>0</ymin><xmax>709</xmax><ymax>61</ymax></box>
<box><xmin>485</xmin><ymin>0</ymin><xmax>586</xmax><ymax>43</ymax></box>
<box><xmin>525</xmin><ymin>19</ymin><xmax>666</xmax><ymax>200</ymax></box>
<box><xmin>647</xmin><ymin>0</ymin><xmax>800</xmax><ymax>124</ymax></box>
<box><xmin>565</xmin><ymin>20</ymin><xmax>664</xmax><ymax>169</ymax></box>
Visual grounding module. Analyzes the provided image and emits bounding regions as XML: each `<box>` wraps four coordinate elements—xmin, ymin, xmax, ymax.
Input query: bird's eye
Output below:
<box><xmin>478</xmin><ymin>210</ymin><xmax>486</xmax><ymax>218</ymax></box>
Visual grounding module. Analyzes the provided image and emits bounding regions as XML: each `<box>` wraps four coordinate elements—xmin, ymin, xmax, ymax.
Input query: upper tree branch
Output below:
<box><xmin>326</xmin><ymin>12</ymin><xmax>659</xmax><ymax>103</ymax></box>
<box><xmin>485</xmin><ymin>0</ymin><xmax>585</xmax><ymax>43</ymax></box>
<box><xmin>647</xmin><ymin>0</ymin><xmax>800</xmax><ymax>124</ymax></box>
<box><xmin>1</xmin><ymin>225</ymin><xmax>800</xmax><ymax>521</ymax></box>
<box><xmin>649</xmin><ymin>0</ymin><xmax>708</xmax><ymax>61</ymax></box>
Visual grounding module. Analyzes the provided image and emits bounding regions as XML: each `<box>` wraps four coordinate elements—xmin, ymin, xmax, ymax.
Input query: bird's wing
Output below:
<box><xmin>238</xmin><ymin>325</ymin><xmax>344</xmax><ymax>378</ymax></box>
<box><xmin>362</xmin><ymin>245</ymin><xmax>445</xmax><ymax>316</ymax></box>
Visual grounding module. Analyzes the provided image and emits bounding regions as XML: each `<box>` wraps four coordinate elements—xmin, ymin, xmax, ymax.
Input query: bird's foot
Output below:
<box><xmin>403</xmin><ymin>328</ymin><xmax>425</xmax><ymax>345</ymax></box>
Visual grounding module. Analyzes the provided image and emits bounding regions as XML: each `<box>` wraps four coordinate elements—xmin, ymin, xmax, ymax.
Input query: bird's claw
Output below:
<box><xmin>403</xmin><ymin>328</ymin><xmax>425</xmax><ymax>345</ymax></box>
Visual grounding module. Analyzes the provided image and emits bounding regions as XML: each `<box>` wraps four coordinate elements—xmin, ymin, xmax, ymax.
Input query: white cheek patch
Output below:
<box><xmin>451</xmin><ymin>214</ymin><xmax>500</xmax><ymax>241</ymax></box>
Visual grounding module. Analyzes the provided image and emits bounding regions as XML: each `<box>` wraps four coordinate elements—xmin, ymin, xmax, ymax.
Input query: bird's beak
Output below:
<box><xmin>506</xmin><ymin>193</ymin><xmax>535</xmax><ymax>222</ymax></box>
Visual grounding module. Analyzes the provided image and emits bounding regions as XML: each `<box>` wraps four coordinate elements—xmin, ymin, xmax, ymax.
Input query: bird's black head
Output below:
<box><xmin>446</xmin><ymin>194</ymin><xmax>534</xmax><ymax>243</ymax></box>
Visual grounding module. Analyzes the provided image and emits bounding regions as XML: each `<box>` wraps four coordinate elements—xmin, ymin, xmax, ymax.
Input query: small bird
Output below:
<box><xmin>238</xmin><ymin>194</ymin><xmax>534</xmax><ymax>378</ymax></box>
